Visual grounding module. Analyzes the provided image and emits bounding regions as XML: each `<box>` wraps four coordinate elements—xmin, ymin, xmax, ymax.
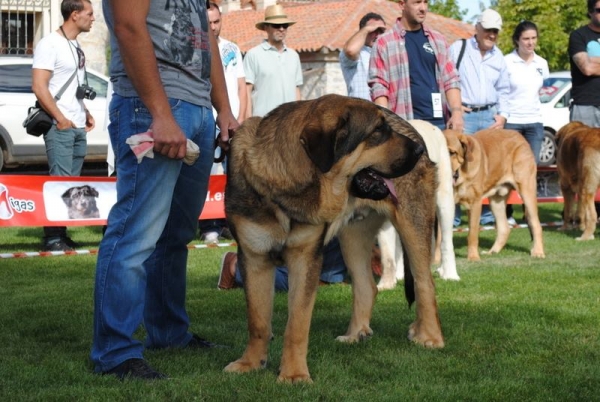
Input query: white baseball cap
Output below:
<box><xmin>477</xmin><ymin>9</ymin><xmax>502</xmax><ymax>30</ymax></box>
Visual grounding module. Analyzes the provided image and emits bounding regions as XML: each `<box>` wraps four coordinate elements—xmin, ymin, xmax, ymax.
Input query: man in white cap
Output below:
<box><xmin>243</xmin><ymin>4</ymin><xmax>303</xmax><ymax>117</ymax></box>
<box><xmin>449</xmin><ymin>8</ymin><xmax>510</xmax><ymax>226</ymax></box>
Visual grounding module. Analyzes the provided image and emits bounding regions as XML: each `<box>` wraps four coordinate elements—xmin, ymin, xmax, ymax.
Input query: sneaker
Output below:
<box><xmin>42</xmin><ymin>239</ymin><xmax>74</xmax><ymax>252</ymax></box>
<box><xmin>103</xmin><ymin>358</ymin><xmax>167</xmax><ymax>380</ymax></box>
<box><xmin>186</xmin><ymin>333</ymin><xmax>227</xmax><ymax>349</ymax></box>
<box><xmin>201</xmin><ymin>231</ymin><xmax>219</xmax><ymax>244</ymax></box>
<box><xmin>507</xmin><ymin>217</ymin><xmax>517</xmax><ymax>226</ymax></box>
<box><xmin>218</xmin><ymin>252</ymin><xmax>238</xmax><ymax>290</ymax></box>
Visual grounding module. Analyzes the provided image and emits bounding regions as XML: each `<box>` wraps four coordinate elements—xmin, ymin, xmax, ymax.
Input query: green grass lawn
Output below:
<box><xmin>1</xmin><ymin>203</ymin><xmax>599</xmax><ymax>401</ymax></box>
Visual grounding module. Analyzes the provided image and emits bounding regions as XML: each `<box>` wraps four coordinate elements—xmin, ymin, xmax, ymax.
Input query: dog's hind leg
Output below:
<box><xmin>336</xmin><ymin>213</ymin><xmax>384</xmax><ymax>343</ymax></box>
<box><xmin>436</xmin><ymin>182</ymin><xmax>459</xmax><ymax>280</ymax></box>
<box><xmin>486</xmin><ymin>194</ymin><xmax>510</xmax><ymax>255</ymax></box>
<box><xmin>376</xmin><ymin>220</ymin><xmax>402</xmax><ymax>291</ymax></box>
<box><xmin>517</xmin><ymin>179</ymin><xmax>546</xmax><ymax>257</ymax></box>
<box><xmin>577</xmin><ymin>180</ymin><xmax>597</xmax><ymax>241</ymax></box>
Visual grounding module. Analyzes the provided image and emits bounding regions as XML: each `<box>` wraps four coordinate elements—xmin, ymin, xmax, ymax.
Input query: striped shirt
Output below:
<box><xmin>368</xmin><ymin>18</ymin><xmax>460</xmax><ymax>119</ymax></box>
<box><xmin>449</xmin><ymin>37</ymin><xmax>510</xmax><ymax>118</ymax></box>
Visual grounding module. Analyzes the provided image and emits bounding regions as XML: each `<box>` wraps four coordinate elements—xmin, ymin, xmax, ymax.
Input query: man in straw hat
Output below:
<box><xmin>243</xmin><ymin>4</ymin><xmax>303</xmax><ymax>117</ymax></box>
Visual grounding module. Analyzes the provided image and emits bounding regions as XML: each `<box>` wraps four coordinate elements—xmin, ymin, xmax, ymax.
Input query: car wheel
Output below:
<box><xmin>538</xmin><ymin>129</ymin><xmax>556</xmax><ymax>167</ymax></box>
<box><xmin>0</xmin><ymin>142</ymin><xmax>4</xmax><ymax>171</ymax></box>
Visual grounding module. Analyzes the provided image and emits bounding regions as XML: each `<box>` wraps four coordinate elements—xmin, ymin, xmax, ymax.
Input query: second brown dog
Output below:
<box><xmin>556</xmin><ymin>121</ymin><xmax>600</xmax><ymax>240</ymax></box>
<box><xmin>444</xmin><ymin>129</ymin><xmax>545</xmax><ymax>261</ymax></box>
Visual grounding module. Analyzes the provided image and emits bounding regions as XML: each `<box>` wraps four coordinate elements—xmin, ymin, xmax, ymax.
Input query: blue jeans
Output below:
<box><xmin>455</xmin><ymin>107</ymin><xmax>497</xmax><ymax>226</ymax></box>
<box><xmin>234</xmin><ymin>238</ymin><xmax>348</xmax><ymax>291</ymax></box>
<box><xmin>43</xmin><ymin>125</ymin><xmax>87</xmax><ymax>176</ymax></box>
<box><xmin>504</xmin><ymin>122</ymin><xmax>544</xmax><ymax>164</ymax></box>
<box><xmin>91</xmin><ymin>95</ymin><xmax>215</xmax><ymax>373</ymax></box>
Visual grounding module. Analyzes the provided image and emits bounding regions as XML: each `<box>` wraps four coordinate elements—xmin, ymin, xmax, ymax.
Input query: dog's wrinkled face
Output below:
<box><xmin>299</xmin><ymin>95</ymin><xmax>424</xmax><ymax>202</ymax></box>
<box><xmin>62</xmin><ymin>185</ymin><xmax>99</xmax><ymax>213</ymax></box>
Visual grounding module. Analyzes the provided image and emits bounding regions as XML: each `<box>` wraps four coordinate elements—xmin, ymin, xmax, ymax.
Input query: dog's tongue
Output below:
<box><xmin>383</xmin><ymin>177</ymin><xmax>398</xmax><ymax>205</ymax></box>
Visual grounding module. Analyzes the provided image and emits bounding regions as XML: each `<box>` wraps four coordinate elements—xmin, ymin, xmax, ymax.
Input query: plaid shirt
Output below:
<box><xmin>368</xmin><ymin>18</ymin><xmax>460</xmax><ymax>119</ymax></box>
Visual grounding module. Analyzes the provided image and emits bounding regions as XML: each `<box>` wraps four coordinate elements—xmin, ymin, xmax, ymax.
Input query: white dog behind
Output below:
<box><xmin>377</xmin><ymin>120</ymin><xmax>459</xmax><ymax>290</ymax></box>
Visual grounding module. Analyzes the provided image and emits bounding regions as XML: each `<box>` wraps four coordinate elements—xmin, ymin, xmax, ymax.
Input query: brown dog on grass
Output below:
<box><xmin>443</xmin><ymin>129</ymin><xmax>545</xmax><ymax>261</ymax></box>
<box><xmin>225</xmin><ymin>95</ymin><xmax>443</xmax><ymax>383</ymax></box>
<box><xmin>556</xmin><ymin>121</ymin><xmax>600</xmax><ymax>240</ymax></box>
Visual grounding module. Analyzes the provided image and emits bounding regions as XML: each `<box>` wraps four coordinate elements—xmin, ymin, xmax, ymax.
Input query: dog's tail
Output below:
<box><xmin>402</xmin><ymin>244</ymin><xmax>415</xmax><ymax>307</ymax></box>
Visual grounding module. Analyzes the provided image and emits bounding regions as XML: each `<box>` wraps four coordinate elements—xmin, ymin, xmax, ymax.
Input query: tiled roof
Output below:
<box><xmin>220</xmin><ymin>0</ymin><xmax>475</xmax><ymax>53</ymax></box>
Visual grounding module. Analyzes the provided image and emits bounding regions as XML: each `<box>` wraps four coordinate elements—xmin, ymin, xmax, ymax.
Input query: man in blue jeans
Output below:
<box><xmin>91</xmin><ymin>0</ymin><xmax>238</xmax><ymax>381</ymax></box>
<box><xmin>449</xmin><ymin>8</ymin><xmax>510</xmax><ymax>226</ymax></box>
<box><xmin>217</xmin><ymin>238</ymin><xmax>348</xmax><ymax>291</ymax></box>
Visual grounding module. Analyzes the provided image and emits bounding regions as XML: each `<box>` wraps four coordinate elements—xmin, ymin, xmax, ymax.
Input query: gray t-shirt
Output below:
<box><xmin>103</xmin><ymin>0</ymin><xmax>212</xmax><ymax>109</ymax></box>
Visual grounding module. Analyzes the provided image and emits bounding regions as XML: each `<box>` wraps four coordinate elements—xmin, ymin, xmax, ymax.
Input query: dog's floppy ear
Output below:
<box><xmin>459</xmin><ymin>134</ymin><xmax>475</xmax><ymax>163</ymax></box>
<box><xmin>61</xmin><ymin>188</ymin><xmax>74</xmax><ymax>207</ymax></box>
<box><xmin>83</xmin><ymin>185</ymin><xmax>99</xmax><ymax>198</ymax></box>
<box><xmin>300</xmin><ymin>121</ymin><xmax>338</xmax><ymax>173</ymax></box>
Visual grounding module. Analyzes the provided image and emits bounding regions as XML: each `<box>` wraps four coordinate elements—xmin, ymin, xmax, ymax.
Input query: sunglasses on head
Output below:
<box><xmin>269</xmin><ymin>23</ymin><xmax>289</xmax><ymax>29</ymax></box>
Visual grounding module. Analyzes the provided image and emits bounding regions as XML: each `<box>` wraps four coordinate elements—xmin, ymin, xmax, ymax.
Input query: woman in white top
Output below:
<box><xmin>504</xmin><ymin>20</ymin><xmax>549</xmax><ymax>163</ymax></box>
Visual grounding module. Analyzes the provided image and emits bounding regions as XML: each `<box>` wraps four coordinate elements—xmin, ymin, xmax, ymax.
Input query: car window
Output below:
<box><xmin>86</xmin><ymin>72</ymin><xmax>108</xmax><ymax>98</ymax></box>
<box><xmin>539</xmin><ymin>77</ymin><xmax>571</xmax><ymax>104</ymax></box>
<box><xmin>0</xmin><ymin>63</ymin><xmax>33</xmax><ymax>93</ymax></box>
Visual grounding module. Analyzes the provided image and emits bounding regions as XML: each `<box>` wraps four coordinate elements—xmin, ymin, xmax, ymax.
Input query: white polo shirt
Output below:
<box><xmin>504</xmin><ymin>50</ymin><xmax>549</xmax><ymax>124</ymax></box>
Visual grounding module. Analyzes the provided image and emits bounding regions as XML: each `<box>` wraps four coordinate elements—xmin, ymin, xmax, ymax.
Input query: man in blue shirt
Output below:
<box><xmin>449</xmin><ymin>8</ymin><xmax>510</xmax><ymax>226</ymax></box>
<box><xmin>340</xmin><ymin>12</ymin><xmax>386</xmax><ymax>100</ymax></box>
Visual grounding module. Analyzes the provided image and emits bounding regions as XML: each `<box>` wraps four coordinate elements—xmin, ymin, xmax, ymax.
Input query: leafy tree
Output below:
<box><xmin>492</xmin><ymin>0</ymin><xmax>589</xmax><ymax>71</ymax></box>
<box><xmin>428</xmin><ymin>0</ymin><xmax>468</xmax><ymax>20</ymax></box>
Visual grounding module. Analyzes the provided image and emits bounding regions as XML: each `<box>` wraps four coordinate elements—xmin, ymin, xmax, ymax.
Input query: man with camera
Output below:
<box><xmin>32</xmin><ymin>0</ymin><xmax>96</xmax><ymax>252</ymax></box>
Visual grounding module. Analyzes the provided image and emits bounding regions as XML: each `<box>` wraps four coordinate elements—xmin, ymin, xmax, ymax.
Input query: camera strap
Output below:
<box><xmin>53</xmin><ymin>70</ymin><xmax>78</xmax><ymax>101</ymax></box>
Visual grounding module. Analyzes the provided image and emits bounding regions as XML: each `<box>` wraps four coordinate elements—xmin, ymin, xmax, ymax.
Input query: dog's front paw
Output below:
<box><xmin>437</xmin><ymin>266</ymin><xmax>460</xmax><ymax>281</ymax></box>
<box><xmin>575</xmin><ymin>234</ymin><xmax>594</xmax><ymax>241</ymax></box>
<box><xmin>530</xmin><ymin>248</ymin><xmax>546</xmax><ymax>258</ymax></box>
<box><xmin>376</xmin><ymin>280</ymin><xmax>397</xmax><ymax>291</ymax></box>
<box><xmin>466</xmin><ymin>253</ymin><xmax>481</xmax><ymax>261</ymax></box>
<box><xmin>335</xmin><ymin>326</ymin><xmax>373</xmax><ymax>343</ymax></box>
<box><xmin>277</xmin><ymin>372</ymin><xmax>312</xmax><ymax>384</ymax></box>
<box><xmin>408</xmin><ymin>321</ymin><xmax>444</xmax><ymax>349</ymax></box>
<box><xmin>224</xmin><ymin>357</ymin><xmax>267</xmax><ymax>373</ymax></box>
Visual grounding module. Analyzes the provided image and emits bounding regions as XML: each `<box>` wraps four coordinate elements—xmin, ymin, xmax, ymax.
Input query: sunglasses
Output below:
<box><xmin>269</xmin><ymin>23</ymin><xmax>289</xmax><ymax>29</ymax></box>
<box><xmin>76</xmin><ymin>46</ymin><xmax>86</xmax><ymax>69</ymax></box>
<box><xmin>595</xmin><ymin>7</ymin><xmax>600</xmax><ymax>13</ymax></box>
<box><xmin>483</xmin><ymin>28</ymin><xmax>500</xmax><ymax>35</ymax></box>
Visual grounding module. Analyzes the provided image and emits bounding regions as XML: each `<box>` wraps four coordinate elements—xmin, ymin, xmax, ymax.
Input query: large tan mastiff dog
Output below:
<box><xmin>443</xmin><ymin>128</ymin><xmax>545</xmax><ymax>261</ymax></box>
<box><xmin>225</xmin><ymin>95</ymin><xmax>443</xmax><ymax>383</ymax></box>
<box><xmin>556</xmin><ymin>121</ymin><xmax>600</xmax><ymax>240</ymax></box>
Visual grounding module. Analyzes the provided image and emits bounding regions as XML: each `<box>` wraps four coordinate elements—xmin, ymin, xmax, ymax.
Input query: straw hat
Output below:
<box><xmin>255</xmin><ymin>4</ymin><xmax>296</xmax><ymax>31</ymax></box>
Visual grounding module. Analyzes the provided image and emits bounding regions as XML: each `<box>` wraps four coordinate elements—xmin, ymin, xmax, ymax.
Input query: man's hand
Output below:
<box><xmin>85</xmin><ymin>110</ymin><xmax>95</xmax><ymax>132</ymax></box>
<box><xmin>150</xmin><ymin>116</ymin><xmax>187</xmax><ymax>160</ymax></box>
<box><xmin>216</xmin><ymin>109</ymin><xmax>240</xmax><ymax>153</ymax></box>
<box><xmin>490</xmin><ymin>114</ymin><xmax>506</xmax><ymax>129</ymax></box>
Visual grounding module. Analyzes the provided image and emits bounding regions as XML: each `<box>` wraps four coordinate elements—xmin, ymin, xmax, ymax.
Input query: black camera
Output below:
<box><xmin>76</xmin><ymin>84</ymin><xmax>96</xmax><ymax>100</ymax></box>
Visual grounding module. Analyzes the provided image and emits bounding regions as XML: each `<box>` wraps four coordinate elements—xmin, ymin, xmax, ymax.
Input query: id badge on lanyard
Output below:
<box><xmin>432</xmin><ymin>93</ymin><xmax>443</xmax><ymax>118</ymax></box>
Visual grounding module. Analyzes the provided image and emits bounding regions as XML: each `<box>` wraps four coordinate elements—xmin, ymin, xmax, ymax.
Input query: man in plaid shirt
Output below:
<box><xmin>368</xmin><ymin>0</ymin><xmax>463</xmax><ymax>131</ymax></box>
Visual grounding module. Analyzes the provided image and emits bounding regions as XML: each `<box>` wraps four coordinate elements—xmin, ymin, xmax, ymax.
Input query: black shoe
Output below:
<box><xmin>103</xmin><ymin>358</ymin><xmax>167</xmax><ymax>380</ymax></box>
<box><xmin>186</xmin><ymin>334</ymin><xmax>227</xmax><ymax>349</ymax></box>
<box><xmin>62</xmin><ymin>237</ymin><xmax>81</xmax><ymax>249</ymax></box>
<box><xmin>42</xmin><ymin>239</ymin><xmax>74</xmax><ymax>252</ymax></box>
<box><xmin>219</xmin><ymin>227</ymin><xmax>234</xmax><ymax>240</ymax></box>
